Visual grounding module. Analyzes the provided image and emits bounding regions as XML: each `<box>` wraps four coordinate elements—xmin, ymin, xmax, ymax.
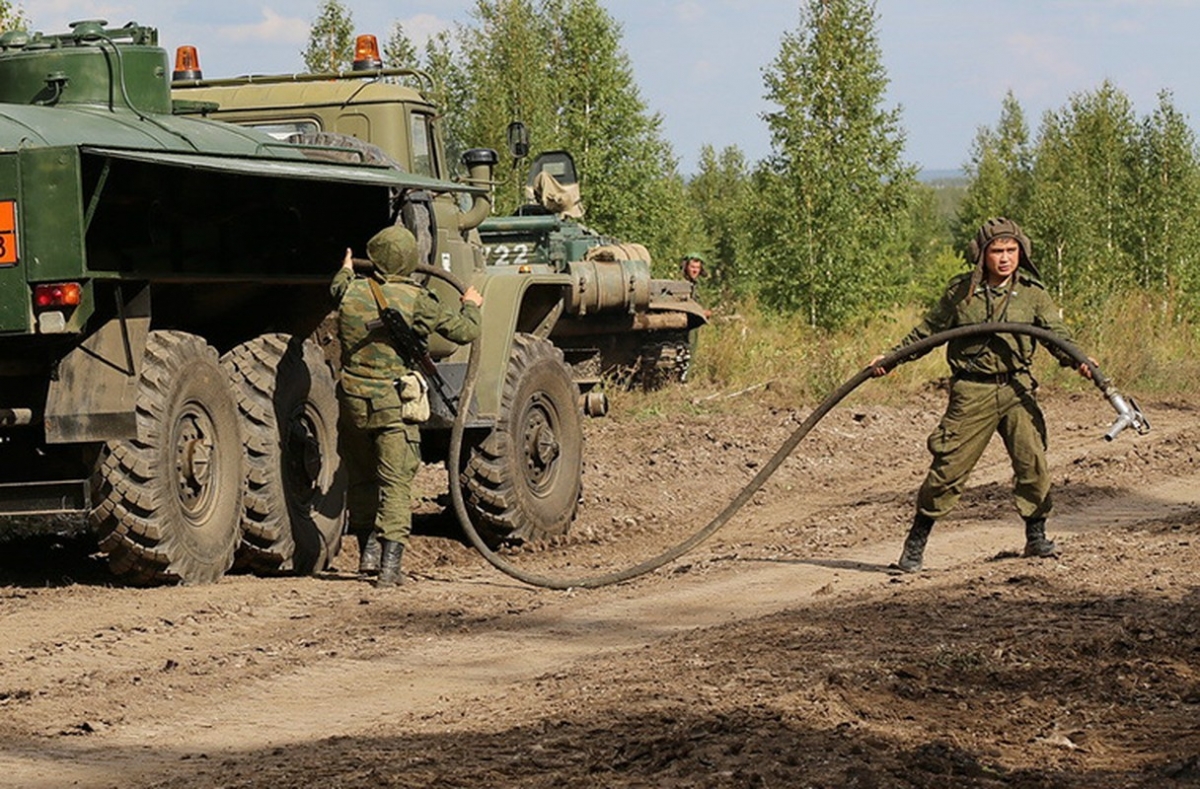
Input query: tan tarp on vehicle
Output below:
<box><xmin>527</xmin><ymin>170</ymin><xmax>584</xmax><ymax>219</ymax></box>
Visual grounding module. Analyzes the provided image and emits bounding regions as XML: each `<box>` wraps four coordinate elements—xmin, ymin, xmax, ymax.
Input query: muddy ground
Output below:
<box><xmin>1</xmin><ymin>381</ymin><xmax>1198</xmax><ymax>789</ymax></box>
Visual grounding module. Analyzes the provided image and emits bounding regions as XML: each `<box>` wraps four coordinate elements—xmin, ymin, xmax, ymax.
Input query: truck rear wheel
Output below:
<box><xmin>90</xmin><ymin>331</ymin><xmax>243</xmax><ymax>585</ymax></box>
<box><xmin>462</xmin><ymin>334</ymin><xmax>583</xmax><ymax>544</ymax></box>
<box><xmin>223</xmin><ymin>334</ymin><xmax>345</xmax><ymax>574</ymax></box>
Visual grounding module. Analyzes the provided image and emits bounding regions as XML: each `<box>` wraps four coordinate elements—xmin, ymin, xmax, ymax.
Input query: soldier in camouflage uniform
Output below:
<box><xmin>870</xmin><ymin>217</ymin><xmax>1095</xmax><ymax>573</ymax></box>
<box><xmin>332</xmin><ymin>226</ymin><xmax>482</xmax><ymax>587</ymax></box>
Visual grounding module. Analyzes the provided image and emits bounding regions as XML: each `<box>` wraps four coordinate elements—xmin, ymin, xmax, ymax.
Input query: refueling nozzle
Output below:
<box><xmin>1102</xmin><ymin>386</ymin><xmax>1150</xmax><ymax>441</ymax></box>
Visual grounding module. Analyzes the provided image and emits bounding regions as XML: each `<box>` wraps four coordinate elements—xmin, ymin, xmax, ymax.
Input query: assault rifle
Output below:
<box><xmin>367</xmin><ymin>279</ymin><xmax>460</xmax><ymax>417</ymax></box>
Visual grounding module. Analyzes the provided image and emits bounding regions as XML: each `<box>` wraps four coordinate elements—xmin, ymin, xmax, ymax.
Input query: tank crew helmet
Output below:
<box><xmin>965</xmin><ymin>217</ymin><xmax>1038</xmax><ymax>299</ymax></box>
<box><xmin>367</xmin><ymin>225</ymin><xmax>419</xmax><ymax>278</ymax></box>
<box><xmin>966</xmin><ymin>217</ymin><xmax>1037</xmax><ymax>276</ymax></box>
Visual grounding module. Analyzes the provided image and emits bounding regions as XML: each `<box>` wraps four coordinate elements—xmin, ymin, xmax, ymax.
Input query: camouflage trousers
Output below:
<box><xmin>338</xmin><ymin>393</ymin><xmax>422</xmax><ymax>545</ymax></box>
<box><xmin>917</xmin><ymin>375</ymin><xmax>1051</xmax><ymax>521</ymax></box>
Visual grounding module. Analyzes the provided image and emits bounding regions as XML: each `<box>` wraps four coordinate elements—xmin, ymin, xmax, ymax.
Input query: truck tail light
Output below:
<box><xmin>173</xmin><ymin>46</ymin><xmax>203</xmax><ymax>81</ymax></box>
<box><xmin>33</xmin><ymin>282</ymin><xmax>82</xmax><ymax>308</ymax></box>
<box><xmin>352</xmin><ymin>35</ymin><xmax>383</xmax><ymax>71</ymax></box>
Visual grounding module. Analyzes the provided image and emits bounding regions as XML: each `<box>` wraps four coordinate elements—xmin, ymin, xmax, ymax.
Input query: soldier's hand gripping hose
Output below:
<box><xmin>409</xmin><ymin>277</ymin><xmax>1147</xmax><ymax>591</ymax></box>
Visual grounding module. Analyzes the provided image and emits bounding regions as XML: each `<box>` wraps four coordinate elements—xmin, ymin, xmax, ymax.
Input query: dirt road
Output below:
<box><xmin>1</xmin><ymin>387</ymin><xmax>1197</xmax><ymax>788</ymax></box>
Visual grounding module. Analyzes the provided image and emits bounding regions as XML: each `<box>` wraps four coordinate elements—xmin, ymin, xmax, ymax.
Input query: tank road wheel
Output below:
<box><xmin>223</xmin><ymin>334</ymin><xmax>345</xmax><ymax>575</ymax></box>
<box><xmin>462</xmin><ymin>334</ymin><xmax>584</xmax><ymax>544</ymax></box>
<box><xmin>89</xmin><ymin>331</ymin><xmax>243</xmax><ymax>585</ymax></box>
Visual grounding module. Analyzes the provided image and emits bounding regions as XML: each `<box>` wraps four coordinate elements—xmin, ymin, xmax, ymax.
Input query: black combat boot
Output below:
<box><xmin>357</xmin><ymin>531</ymin><xmax>382</xmax><ymax>575</ymax></box>
<box><xmin>374</xmin><ymin>539</ymin><xmax>405</xmax><ymax>588</ymax></box>
<box><xmin>896</xmin><ymin>513</ymin><xmax>935</xmax><ymax>573</ymax></box>
<box><xmin>1022</xmin><ymin>517</ymin><xmax>1058</xmax><ymax>558</ymax></box>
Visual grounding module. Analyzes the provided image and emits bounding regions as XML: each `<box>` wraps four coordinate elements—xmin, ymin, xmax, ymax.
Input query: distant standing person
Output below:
<box><xmin>868</xmin><ymin>217</ymin><xmax>1095</xmax><ymax>572</ymax></box>
<box><xmin>332</xmin><ymin>226</ymin><xmax>483</xmax><ymax>587</ymax></box>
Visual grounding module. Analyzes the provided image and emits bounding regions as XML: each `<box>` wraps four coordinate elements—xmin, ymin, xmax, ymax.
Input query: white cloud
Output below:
<box><xmin>220</xmin><ymin>7</ymin><xmax>308</xmax><ymax>45</ymax></box>
<box><xmin>674</xmin><ymin>1</ymin><xmax>705</xmax><ymax>24</ymax></box>
<box><xmin>395</xmin><ymin>13</ymin><xmax>453</xmax><ymax>48</ymax></box>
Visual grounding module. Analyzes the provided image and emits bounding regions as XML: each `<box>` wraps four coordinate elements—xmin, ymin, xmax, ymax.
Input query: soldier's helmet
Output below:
<box><xmin>967</xmin><ymin>217</ymin><xmax>1038</xmax><ymax>276</ymax></box>
<box><xmin>367</xmin><ymin>225</ymin><xmax>419</xmax><ymax>278</ymax></box>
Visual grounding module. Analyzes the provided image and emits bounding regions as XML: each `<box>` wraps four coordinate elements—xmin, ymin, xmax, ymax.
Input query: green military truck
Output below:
<box><xmin>0</xmin><ymin>20</ymin><xmax>506</xmax><ymax>583</ymax></box>
<box><xmin>170</xmin><ymin>38</ymin><xmax>707</xmax><ymax>532</ymax></box>
<box><xmin>0</xmin><ymin>20</ymin><xmax>703</xmax><ymax>585</ymax></box>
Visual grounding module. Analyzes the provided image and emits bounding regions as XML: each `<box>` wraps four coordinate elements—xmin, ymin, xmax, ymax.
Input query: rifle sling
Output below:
<box><xmin>367</xmin><ymin>277</ymin><xmax>421</xmax><ymax>368</ymax></box>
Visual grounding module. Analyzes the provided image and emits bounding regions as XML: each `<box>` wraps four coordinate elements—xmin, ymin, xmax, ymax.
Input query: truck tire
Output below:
<box><xmin>288</xmin><ymin>131</ymin><xmax>402</xmax><ymax>168</ymax></box>
<box><xmin>462</xmin><ymin>334</ymin><xmax>583</xmax><ymax>544</ymax></box>
<box><xmin>223</xmin><ymin>334</ymin><xmax>345</xmax><ymax>574</ymax></box>
<box><xmin>90</xmin><ymin>331</ymin><xmax>244</xmax><ymax>585</ymax></box>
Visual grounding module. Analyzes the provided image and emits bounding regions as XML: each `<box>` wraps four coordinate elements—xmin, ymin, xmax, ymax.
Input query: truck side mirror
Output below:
<box><xmin>506</xmin><ymin>121</ymin><xmax>529</xmax><ymax>160</ymax></box>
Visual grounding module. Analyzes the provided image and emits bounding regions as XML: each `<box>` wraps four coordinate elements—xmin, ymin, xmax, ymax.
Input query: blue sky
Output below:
<box><xmin>19</xmin><ymin>1</ymin><xmax>1200</xmax><ymax>175</ymax></box>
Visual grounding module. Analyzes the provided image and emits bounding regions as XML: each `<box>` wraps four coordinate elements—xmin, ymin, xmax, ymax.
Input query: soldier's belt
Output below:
<box><xmin>953</xmin><ymin>369</ymin><xmax>1026</xmax><ymax>385</ymax></box>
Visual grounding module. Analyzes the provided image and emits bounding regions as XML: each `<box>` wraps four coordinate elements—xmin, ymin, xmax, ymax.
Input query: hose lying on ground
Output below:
<box><xmin>417</xmin><ymin>265</ymin><xmax>1147</xmax><ymax>590</ymax></box>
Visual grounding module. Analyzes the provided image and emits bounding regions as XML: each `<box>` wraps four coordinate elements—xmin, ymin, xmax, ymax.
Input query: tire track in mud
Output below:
<box><xmin>0</xmin><ymin>396</ymin><xmax>1194</xmax><ymax>789</ymax></box>
<box><xmin>4</xmin><ymin>466</ymin><xmax>1196</xmax><ymax>789</ymax></box>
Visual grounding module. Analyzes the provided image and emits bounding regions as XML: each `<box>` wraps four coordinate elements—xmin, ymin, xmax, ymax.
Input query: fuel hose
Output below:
<box><xmin>417</xmin><ymin>265</ymin><xmax>1148</xmax><ymax>590</ymax></box>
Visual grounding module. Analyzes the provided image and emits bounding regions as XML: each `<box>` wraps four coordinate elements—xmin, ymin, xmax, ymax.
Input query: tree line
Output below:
<box><xmin>8</xmin><ymin>0</ymin><xmax>1182</xmax><ymax>333</ymax></box>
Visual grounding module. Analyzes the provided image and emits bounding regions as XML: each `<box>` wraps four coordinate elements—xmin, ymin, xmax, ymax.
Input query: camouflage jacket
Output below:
<box><xmin>896</xmin><ymin>271</ymin><xmax>1076</xmax><ymax>376</ymax></box>
<box><xmin>331</xmin><ymin>268</ymin><xmax>481</xmax><ymax>404</ymax></box>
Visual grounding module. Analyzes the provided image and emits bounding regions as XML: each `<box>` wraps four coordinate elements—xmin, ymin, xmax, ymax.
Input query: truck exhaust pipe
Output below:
<box><xmin>458</xmin><ymin>148</ymin><xmax>497</xmax><ymax>232</ymax></box>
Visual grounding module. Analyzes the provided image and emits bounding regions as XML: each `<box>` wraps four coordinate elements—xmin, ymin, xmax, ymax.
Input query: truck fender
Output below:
<box><xmin>470</xmin><ymin>273</ymin><xmax>570</xmax><ymax>419</ymax></box>
<box><xmin>44</xmin><ymin>285</ymin><xmax>150</xmax><ymax>443</ymax></box>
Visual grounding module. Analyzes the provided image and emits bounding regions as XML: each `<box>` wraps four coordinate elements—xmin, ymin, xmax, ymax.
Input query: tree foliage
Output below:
<box><xmin>959</xmin><ymin>81</ymin><xmax>1200</xmax><ymax>320</ymax></box>
<box><xmin>1130</xmin><ymin>91</ymin><xmax>1200</xmax><ymax>310</ymax></box>
<box><xmin>0</xmin><ymin>1</ymin><xmax>28</xmax><ymax>31</ymax></box>
<box><xmin>444</xmin><ymin>0</ymin><xmax>693</xmax><ymax>270</ymax></box>
<box><xmin>456</xmin><ymin>0</ymin><xmax>559</xmax><ymax>210</ymax></box>
<box><xmin>382</xmin><ymin>21</ymin><xmax>418</xmax><ymax>70</ymax></box>
<box><xmin>302</xmin><ymin>0</ymin><xmax>355</xmax><ymax>74</ymax></box>
<box><xmin>956</xmin><ymin>91</ymin><xmax>1033</xmax><ymax>250</ymax></box>
<box><xmin>1026</xmin><ymin>81</ymin><xmax>1140</xmax><ymax>304</ymax></box>
<box><xmin>421</xmin><ymin>29</ymin><xmax>473</xmax><ymax>173</ymax></box>
<box><xmin>752</xmin><ymin>0</ymin><xmax>916</xmax><ymax>328</ymax></box>
<box><xmin>689</xmin><ymin>145</ymin><xmax>753</xmax><ymax>300</ymax></box>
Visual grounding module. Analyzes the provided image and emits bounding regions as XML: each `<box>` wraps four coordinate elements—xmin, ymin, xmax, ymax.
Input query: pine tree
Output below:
<box><xmin>753</xmin><ymin>0</ymin><xmax>916</xmax><ymax>328</ymax></box>
<box><xmin>302</xmin><ymin>0</ymin><xmax>355</xmax><ymax>74</ymax></box>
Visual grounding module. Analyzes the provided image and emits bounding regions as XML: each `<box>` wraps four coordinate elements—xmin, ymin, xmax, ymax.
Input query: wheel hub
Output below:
<box><xmin>286</xmin><ymin>410</ymin><xmax>323</xmax><ymax>495</ymax></box>
<box><xmin>175</xmin><ymin>411</ymin><xmax>215</xmax><ymax>516</ymax></box>
<box><xmin>522</xmin><ymin>396</ymin><xmax>560</xmax><ymax>492</ymax></box>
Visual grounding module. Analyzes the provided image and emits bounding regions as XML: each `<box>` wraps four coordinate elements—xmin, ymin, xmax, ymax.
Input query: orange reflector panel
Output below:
<box><xmin>0</xmin><ymin>200</ymin><xmax>16</xmax><ymax>266</ymax></box>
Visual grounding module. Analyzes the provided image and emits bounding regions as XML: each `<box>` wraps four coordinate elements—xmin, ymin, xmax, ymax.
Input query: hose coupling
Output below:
<box><xmin>1103</xmin><ymin>387</ymin><xmax>1150</xmax><ymax>441</ymax></box>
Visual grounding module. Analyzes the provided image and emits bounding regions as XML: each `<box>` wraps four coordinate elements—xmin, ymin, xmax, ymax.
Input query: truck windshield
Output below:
<box><xmin>410</xmin><ymin>113</ymin><xmax>436</xmax><ymax>178</ymax></box>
